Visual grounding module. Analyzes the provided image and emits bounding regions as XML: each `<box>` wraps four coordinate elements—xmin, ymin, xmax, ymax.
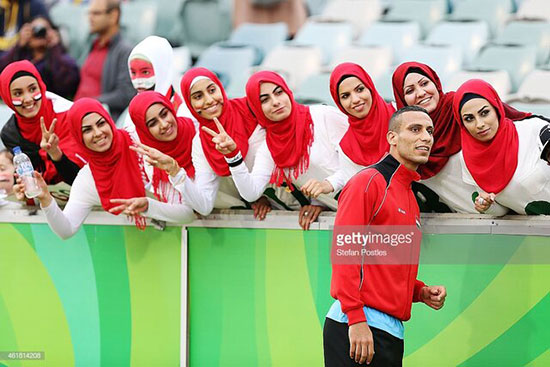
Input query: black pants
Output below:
<box><xmin>323</xmin><ymin>318</ymin><xmax>404</xmax><ymax>367</ymax></box>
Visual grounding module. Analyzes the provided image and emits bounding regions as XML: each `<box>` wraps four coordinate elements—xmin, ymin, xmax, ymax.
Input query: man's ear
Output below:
<box><xmin>387</xmin><ymin>130</ymin><xmax>397</xmax><ymax>147</ymax></box>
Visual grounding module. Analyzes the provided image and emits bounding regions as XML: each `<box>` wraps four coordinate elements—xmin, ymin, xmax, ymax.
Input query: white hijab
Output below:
<box><xmin>128</xmin><ymin>36</ymin><xmax>174</xmax><ymax>95</ymax></box>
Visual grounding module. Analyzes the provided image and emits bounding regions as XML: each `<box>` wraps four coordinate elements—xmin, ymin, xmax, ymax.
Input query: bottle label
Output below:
<box><xmin>16</xmin><ymin>161</ymin><xmax>34</xmax><ymax>177</ymax></box>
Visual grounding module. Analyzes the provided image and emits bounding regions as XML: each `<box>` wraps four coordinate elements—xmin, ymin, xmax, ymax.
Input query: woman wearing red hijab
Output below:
<box><xmin>320</xmin><ymin>62</ymin><xmax>395</xmax><ymax>193</ymax></box>
<box><xmin>128</xmin><ymin>91</ymin><xmax>195</xmax><ymax>204</ymax></box>
<box><xmin>17</xmin><ymin>98</ymin><xmax>194</xmax><ymax>239</ymax></box>
<box><xmin>200</xmin><ymin>70</ymin><xmax>348</xmax><ymax>229</ymax></box>
<box><xmin>134</xmin><ymin>67</ymin><xmax>271</xmax><ymax>217</ymax></box>
<box><xmin>454</xmin><ymin>79</ymin><xmax>550</xmax><ymax>215</ymax></box>
<box><xmin>0</xmin><ymin>60</ymin><xmax>84</xmax><ymax>185</ymax></box>
<box><xmin>392</xmin><ymin>62</ymin><xmax>526</xmax><ymax>214</ymax></box>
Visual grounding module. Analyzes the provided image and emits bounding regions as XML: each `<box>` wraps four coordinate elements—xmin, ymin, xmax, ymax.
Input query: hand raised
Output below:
<box><xmin>201</xmin><ymin>117</ymin><xmax>237</xmax><ymax>155</ymax></box>
<box><xmin>130</xmin><ymin>142</ymin><xmax>179</xmax><ymax>176</ymax></box>
<box><xmin>40</xmin><ymin>117</ymin><xmax>62</xmax><ymax>161</ymax></box>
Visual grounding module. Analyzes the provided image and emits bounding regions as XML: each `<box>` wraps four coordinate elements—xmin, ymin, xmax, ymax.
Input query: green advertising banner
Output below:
<box><xmin>188</xmin><ymin>227</ymin><xmax>550</xmax><ymax>367</ymax></box>
<box><xmin>0</xmin><ymin>223</ymin><xmax>182</xmax><ymax>367</ymax></box>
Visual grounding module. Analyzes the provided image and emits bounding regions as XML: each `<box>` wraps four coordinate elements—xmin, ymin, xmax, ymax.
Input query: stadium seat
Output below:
<box><xmin>426</xmin><ymin>20</ymin><xmax>489</xmax><ymax>68</ymax></box>
<box><xmin>120</xmin><ymin>2</ymin><xmax>158</xmax><ymax>46</ymax></box>
<box><xmin>317</xmin><ymin>0</ymin><xmax>383</xmax><ymax>36</ymax></box>
<box><xmin>449</xmin><ymin>0</ymin><xmax>512</xmax><ymax>37</ymax></box>
<box><xmin>372</xmin><ymin>71</ymin><xmax>395</xmax><ymax>102</ymax></box>
<box><xmin>384</xmin><ymin>0</ymin><xmax>447</xmax><ymax>37</ymax></box>
<box><xmin>472</xmin><ymin>44</ymin><xmax>537</xmax><ymax>92</ymax></box>
<box><xmin>358</xmin><ymin>20</ymin><xmax>420</xmax><ymax>64</ymax></box>
<box><xmin>306</xmin><ymin>0</ymin><xmax>331</xmax><ymax>15</ymax></box>
<box><xmin>179</xmin><ymin>0</ymin><xmax>233</xmax><ymax>57</ymax></box>
<box><xmin>49</xmin><ymin>3</ymin><xmax>89</xmax><ymax>61</ymax></box>
<box><xmin>446</xmin><ymin>70</ymin><xmax>512</xmax><ymax>98</ymax></box>
<box><xmin>401</xmin><ymin>44</ymin><xmax>463</xmax><ymax>85</ymax></box>
<box><xmin>172</xmin><ymin>46</ymin><xmax>192</xmax><ymax>76</ymax></box>
<box><xmin>293</xmin><ymin>20</ymin><xmax>354</xmax><ymax>65</ymax></box>
<box><xmin>196</xmin><ymin>44</ymin><xmax>256</xmax><ymax>87</ymax></box>
<box><xmin>509</xmin><ymin>101</ymin><xmax>550</xmax><ymax>117</ymax></box>
<box><xmin>149</xmin><ymin>0</ymin><xmax>185</xmax><ymax>44</ymax></box>
<box><xmin>330</xmin><ymin>45</ymin><xmax>393</xmax><ymax>81</ymax></box>
<box><xmin>513</xmin><ymin>69</ymin><xmax>550</xmax><ymax>101</ymax></box>
<box><xmin>294</xmin><ymin>73</ymin><xmax>335</xmax><ymax>106</ymax></box>
<box><xmin>517</xmin><ymin>0</ymin><xmax>550</xmax><ymax>21</ymax></box>
<box><xmin>261</xmin><ymin>44</ymin><xmax>323</xmax><ymax>89</ymax></box>
<box><xmin>495</xmin><ymin>20</ymin><xmax>550</xmax><ymax>65</ymax></box>
<box><xmin>227</xmin><ymin>22</ymin><xmax>289</xmax><ymax>65</ymax></box>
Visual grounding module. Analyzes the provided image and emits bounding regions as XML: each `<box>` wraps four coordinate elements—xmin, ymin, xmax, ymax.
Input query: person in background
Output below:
<box><xmin>324</xmin><ymin>106</ymin><xmax>446</xmax><ymax>367</ymax></box>
<box><xmin>0</xmin><ymin>149</ymin><xmax>14</xmax><ymax>195</ymax></box>
<box><xmin>0</xmin><ymin>60</ymin><xmax>84</xmax><ymax>185</ymax></box>
<box><xmin>202</xmin><ymin>70</ymin><xmax>348</xmax><ymax>229</ymax></box>
<box><xmin>123</xmin><ymin>35</ymin><xmax>191</xmax><ymax>141</ymax></box>
<box><xmin>0</xmin><ymin>0</ymin><xmax>48</xmax><ymax>54</ymax></box>
<box><xmin>392</xmin><ymin>62</ymin><xmax>527</xmax><ymax>215</ymax></box>
<box><xmin>0</xmin><ymin>15</ymin><xmax>79</xmax><ymax>99</ymax></box>
<box><xmin>304</xmin><ymin>62</ymin><xmax>395</xmax><ymax>198</ymax></box>
<box><xmin>454</xmin><ymin>79</ymin><xmax>550</xmax><ymax>215</ymax></box>
<box><xmin>233</xmin><ymin>0</ymin><xmax>306</xmax><ymax>37</ymax></box>
<box><xmin>74</xmin><ymin>0</ymin><xmax>135</xmax><ymax>121</ymax></box>
<box><xmin>14</xmin><ymin>98</ymin><xmax>195</xmax><ymax>239</ymax></box>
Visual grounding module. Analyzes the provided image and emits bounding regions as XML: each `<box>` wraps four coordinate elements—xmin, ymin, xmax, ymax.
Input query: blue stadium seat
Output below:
<box><xmin>517</xmin><ymin>0</ymin><xmax>550</xmax><ymax>21</ymax></box>
<box><xmin>295</xmin><ymin>73</ymin><xmax>335</xmax><ymax>106</ymax></box>
<box><xmin>472</xmin><ymin>44</ymin><xmax>537</xmax><ymax>92</ymax></box>
<box><xmin>120</xmin><ymin>2</ymin><xmax>158</xmax><ymax>46</ymax></box>
<box><xmin>401</xmin><ymin>44</ymin><xmax>463</xmax><ymax>85</ymax></box>
<box><xmin>179</xmin><ymin>0</ymin><xmax>232</xmax><ymax>57</ymax></box>
<box><xmin>509</xmin><ymin>101</ymin><xmax>550</xmax><ymax>116</ymax></box>
<box><xmin>196</xmin><ymin>44</ymin><xmax>257</xmax><ymax>87</ymax></box>
<box><xmin>318</xmin><ymin>0</ymin><xmax>383</xmax><ymax>37</ymax></box>
<box><xmin>384</xmin><ymin>0</ymin><xmax>447</xmax><ymax>38</ymax></box>
<box><xmin>426</xmin><ymin>20</ymin><xmax>489</xmax><ymax>68</ymax></box>
<box><xmin>372</xmin><ymin>71</ymin><xmax>395</xmax><ymax>102</ymax></box>
<box><xmin>495</xmin><ymin>20</ymin><xmax>550</xmax><ymax>65</ymax></box>
<box><xmin>227</xmin><ymin>22</ymin><xmax>289</xmax><ymax>65</ymax></box>
<box><xmin>449</xmin><ymin>0</ymin><xmax>512</xmax><ymax>37</ymax></box>
<box><xmin>293</xmin><ymin>20</ymin><xmax>354</xmax><ymax>65</ymax></box>
<box><xmin>261</xmin><ymin>44</ymin><xmax>323</xmax><ymax>89</ymax></box>
<box><xmin>358</xmin><ymin>20</ymin><xmax>421</xmax><ymax>65</ymax></box>
<box><xmin>446</xmin><ymin>70</ymin><xmax>512</xmax><ymax>98</ymax></box>
<box><xmin>513</xmin><ymin>69</ymin><xmax>550</xmax><ymax>101</ymax></box>
<box><xmin>330</xmin><ymin>46</ymin><xmax>393</xmax><ymax>81</ymax></box>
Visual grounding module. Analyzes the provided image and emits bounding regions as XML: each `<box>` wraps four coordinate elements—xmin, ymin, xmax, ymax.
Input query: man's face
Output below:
<box><xmin>88</xmin><ymin>0</ymin><xmax>115</xmax><ymax>35</ymax></box>
<box><xmin>388</xmin><ymin>111</ymin><xmax>434</xmax><ymax>168</ymax></box>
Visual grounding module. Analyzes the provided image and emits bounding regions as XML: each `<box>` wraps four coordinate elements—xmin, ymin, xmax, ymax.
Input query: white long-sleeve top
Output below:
<box><xmin>227</xmin><ymin>104</ymin><xmax>349</xmax><ymax>210</ymax></box>
<box><xmin>460</xmin><ymin>117</ymin><xmax>550</xmax><ymax>214</ymax></box>
<box><xmin>169</xmin><ymin>124</ymin><xmax>267</xmax><ymax>215</ymax></box>
<box><xmin>41</xmin><ymin>164</ymin><xmax>195</xmax><ymax>239</ymax></box>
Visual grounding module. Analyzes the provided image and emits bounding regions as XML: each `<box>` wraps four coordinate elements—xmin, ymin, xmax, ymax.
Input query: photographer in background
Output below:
<box><xmin>0</xmin><ymin>15</ymin><xmax>79</xmax><ymax>99</ymax></box>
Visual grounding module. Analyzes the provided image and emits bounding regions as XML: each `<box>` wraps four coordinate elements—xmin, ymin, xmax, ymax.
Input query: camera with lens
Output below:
<box><xmin>32</xmin><ymin>24</ymin><xmax>47</xmax><ymax>39</ymax></box>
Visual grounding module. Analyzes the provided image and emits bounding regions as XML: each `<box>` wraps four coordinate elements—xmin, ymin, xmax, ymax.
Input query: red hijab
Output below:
<box><xmin>245</xmin><ymin>71</ymin><xmax>314</xmax><ymax>187</ymax></box>
<box><xmin>330</xmin><ymin>63</ymin><xmax>394</xmax><ymax>166</ymax></box>
<box><xmin>0</xmin><ymin>60</ymin><xmax>83</xmax><ymax>183</ymax></box>
<box><xmin>68</xmin><ymin>98</ymin><xmax>147</xmax><ymax>227</ymax></box>
<box><xmin>453</xmin><ymin>79</ymin><xmax>522</xmax><ymax>194</ymax></box>
<box><xmin>180</xmin><ymin>67</ymin><xmax>257</xmax><ymax>176</ymax></box>
<box><xmin>129</xmin><ymin>91</ymin><xmax>195</xmax><ymax>202</ymax></box>
<box><xmin>392</xmin><ymin>62</ymin><xmax>531</xmax><ymax>179</ymax></box>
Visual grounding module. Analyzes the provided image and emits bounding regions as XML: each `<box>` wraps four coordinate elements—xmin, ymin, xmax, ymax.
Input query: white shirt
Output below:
<box><xmin>461</xmin><ymin>117</ymin><xmax>550</xmax><ymax>214</ymax></box>
<box><xmin>169</xmin><ymin>124</ymin><xmax>267</xmax><ymax>216</ymax></box>
<box><xmin>42</xmin><ymin>164</ymin><xmax>195</xmax><ymax>239</ymax></box>
<box><xmin>227</xmin><ymin>105</ymin><xmax>349</xmax><ymax>210</ymax></box>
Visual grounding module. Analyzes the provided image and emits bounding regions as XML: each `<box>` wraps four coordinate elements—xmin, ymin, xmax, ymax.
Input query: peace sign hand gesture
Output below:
<box><xmin>40</xmin><ymin>117</ymin><xmax>62</xmax><ymax>161</ymax></box>
<box><xmin>201</xmin><ymin>117</ymin><xmax>237</xmax><ymax>155</ymax></box>
<box><xmin>130</xmin><ymin>142</ymin><xmax>180</xmax><ymax>177</ymax></box>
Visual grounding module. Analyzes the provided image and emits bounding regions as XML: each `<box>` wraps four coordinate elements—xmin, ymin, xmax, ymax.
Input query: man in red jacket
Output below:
<box><xmin>324</xmin><ymin>105</ymin><xmax>447</xmax><ymax>366</ymax></box>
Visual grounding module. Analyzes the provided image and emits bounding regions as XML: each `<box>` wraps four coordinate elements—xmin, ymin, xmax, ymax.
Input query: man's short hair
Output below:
<box><xmin>106</xmin><ymin>0</ymin><xmax>121</xmax><ymax>24</ymax></box>
<box><xmin>388</xmin><ymin>105</ymin><xmax>430</xmax><ymax>133</ymax></box>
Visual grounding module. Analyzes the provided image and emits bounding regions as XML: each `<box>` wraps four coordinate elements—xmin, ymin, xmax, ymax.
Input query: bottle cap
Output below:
<box><xmin>12</xmin><ymin>146</ymin><xmax>21</xmax><ymax>154</ymax></box>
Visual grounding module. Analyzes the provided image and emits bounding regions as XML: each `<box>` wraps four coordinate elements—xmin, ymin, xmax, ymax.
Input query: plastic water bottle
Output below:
<box><xmin>12</xmin><ymin>146</ymin><xmax>41</xmax><ymax>199</ymax></box>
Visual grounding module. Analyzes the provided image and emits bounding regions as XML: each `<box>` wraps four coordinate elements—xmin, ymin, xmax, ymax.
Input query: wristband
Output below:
<box><xmin>225</xmin><ymin>151</ymin><xmax>243</xmax><ymax>167</ymax></box>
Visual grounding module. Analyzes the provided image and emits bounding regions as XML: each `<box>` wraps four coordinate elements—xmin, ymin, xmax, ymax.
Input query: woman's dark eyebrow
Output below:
<box><xmin>404</xmin><ymin>77</ymin><xmax>426</xmax><ymax>89</ymax></box>
<box><xmin>146</xmin><ymin>117</ymin><xmax>157</xmax><ymax>125</ymax></box>
<box><xmin>272</xmin><ymin>86</ymin><xmax>282</xmax><ymax>93</ymax></box>
<box><xmin>478</xmin><ymin>105</ymin><xmax>489</xmax><ymax>114</ymax></box>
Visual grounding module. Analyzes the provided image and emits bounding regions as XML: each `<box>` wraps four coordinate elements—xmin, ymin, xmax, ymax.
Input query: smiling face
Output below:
<box><xmin>0</xmin><ymin>152</ymin><xmax>15</xmax><ymax>195</ymax></box>
<box><xmin>403</xmin><ymin>72</ymin><xmax>440</xmax><ymax>113</ymax></box>
<box><xmin>337</xmin><ymin>76</ymin><xmax>373</xmax><ymax>119</ymax></box>
<box><xmin>144</xmin><ymin>103</ymin><xmax>178</xmax><ymax>142</ymax></box>
<box><xmin>129</xmin><ymin>57</ymin><xmax>156</xmax><ymax>93</ymax></box>
<box><xmin>189</xmin><ymin>79</ymin><xmax>224</xmax><ymax>120</ymax></box>
<box><xmin>9</xmin><ymin>75</ymin><xmax>42</xmax><ymax>118</ymax></box>
<box><xmin>388</xmin><ymin>110</ymin><xmax>434</xmax><ymax>170</ymax></box>
<box><xmin>460</xmin><ymin>97</ymin><xmax>499</xmax><ymax>142</ymax></box>
<box><xmin>81</xmin><ymin>112</ymin><xmax>114</xmax><ymax>152</ymax></box>
<box><xmin>258</xmin><ymin>82</ymin><xmax>292</xmax><ymax>122</ymax></box>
